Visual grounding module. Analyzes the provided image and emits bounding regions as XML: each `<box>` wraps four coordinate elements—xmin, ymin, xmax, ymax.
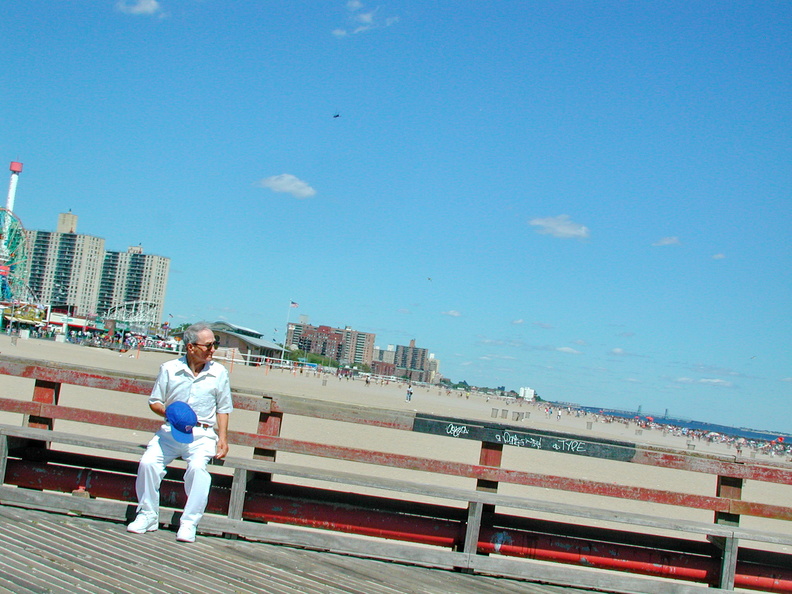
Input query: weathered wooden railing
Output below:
<box><xmin>0</xmin><ymin>354</ymin><xmax>791</xmax><ymax>594</ymax></box>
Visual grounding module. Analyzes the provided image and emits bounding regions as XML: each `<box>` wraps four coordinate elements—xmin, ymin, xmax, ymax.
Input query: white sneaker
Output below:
<box><xmin>176</xmin><ymin>524</ymin><xmax>196</xmax><ymax>543</ymax></box>
<box><xmin>127</xmin><ymin>513</ymin><xmax>158</xmax><ymax>534</ymax></box>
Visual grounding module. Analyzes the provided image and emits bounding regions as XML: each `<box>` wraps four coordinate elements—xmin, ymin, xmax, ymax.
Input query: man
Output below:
<box><xmin>127</xmin><ymin>322</ymin><xmax>233</xmax><ymax>542</ymax></box>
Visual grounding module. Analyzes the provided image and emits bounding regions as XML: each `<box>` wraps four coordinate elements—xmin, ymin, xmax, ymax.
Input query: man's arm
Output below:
<box><xmin>149</xmin><ymin>401</ymin><xmax>166</xmax><ymax>417</ymax></box>
<box><xmin>215</xmin><ymin>412</ymin><xmax>229</xmax><ymax>459</ymax></box>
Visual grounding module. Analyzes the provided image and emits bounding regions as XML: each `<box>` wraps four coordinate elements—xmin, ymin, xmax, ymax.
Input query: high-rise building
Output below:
<box><xmin>26</xmin><ymin>217</ymin><xmax>105</xmax><ymax>317</ymax></box>
<box><xmin>25</xmin><ymin>213</ymin><xmax>170</xmax><ymax>326</ymax></box>
<box><xmin>393</xmin><ymin>339</ymin><xmax>431</xmax><ymax>383</ymax></box>
<box><xmin>426</xmin><ymin>354</ymin><xmax>441</xmax><ymax>384</ymax></box>
<box><xmin>286</xmin><ymin>322</ymin><xmax>375</xmax><ymax>366</ymax></box>
<box><xmin>98</xmin><ymin>245</ymin><xmax>170</xmax><ymax>324</ymax></box>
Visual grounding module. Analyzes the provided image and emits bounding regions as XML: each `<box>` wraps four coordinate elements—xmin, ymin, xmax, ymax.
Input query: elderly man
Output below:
<box><xmin>127</xmin><ymin>322</ymin><xmax>233</xmax><ymax>542</ymax></box>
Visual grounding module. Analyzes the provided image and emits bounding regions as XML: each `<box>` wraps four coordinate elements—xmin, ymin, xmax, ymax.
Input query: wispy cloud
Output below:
<box><xmin>442</xmin><ymin>310</ymin><xmax>462</xmax><ymax>317</ymax></box>
<box><xmin>116</xmin><ymin>0</ymin><xmax>163</xmax><ymax>16</ymax></box>
<box><xmin>712</xmin><ymin>253</ymin><xmax>726</xmax><ymax>260</ymax></box>
<box><xmin>610</xmin><ymin>348</ymin><xmax>645</xmax><ymax>357</ymax></box>
<box><xmin>333</xmin><ymin>1</ymin><xmax>399</xmax><ymax>36</ymax></box>
<box><xmin>652</xmin><ymin>236</ymin><xmax>680</xmax><ymax>247</ymax></box>
<box><xmin>533</xmin><ymin>322</ymin><xmax>554</xmax><ymax>329</ymax></box>
<box><xmin>556</xmin><ymin>346</ymin><xmax>581</xmax><ymax>355</ymax></box>
<box><xmin>256</xmin><ymin>174</ymin><xmax>316</xmax><ymax>199</ymax></box>
<box><xmin>511</xmin><ymin>319</ymin><xmax>524</xmax><ymax>325</ymax></box>
<box><xmin>529</xmin><ymin>214</ymin><xmax>589</xmax><ymax>239</ymax></box>
<box><xmin>479</xmin><ymin>354</ymin><xmax>518</xmax><ymax>361</ymax></box>
<box><xmin>477</xmin><ymin>337</ymin><xmax>526</xmax><ymax>348</ymax></box>
<box><xmin>675</xmin><ymin>377</ymin><xmax>734</xmax><ymax>388</ymax></box>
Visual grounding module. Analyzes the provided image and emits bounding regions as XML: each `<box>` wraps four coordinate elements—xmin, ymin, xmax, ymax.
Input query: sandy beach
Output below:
<box><xmin>1</xmin><ymin>333</ymin><xmax>790</xmax><ymax>553</ymax></box>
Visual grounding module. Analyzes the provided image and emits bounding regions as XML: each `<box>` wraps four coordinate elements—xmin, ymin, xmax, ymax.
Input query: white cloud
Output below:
<box><xmin>442</xmin><ymin>310</ymin><xmax>462</xmax><ymax>317</ymax></box>
<box><xmin>334</xmin><ymin>1</ymin><xmax>399</xmax><ymax>36</ymax></box>
<box><xmin>712</xmin><ymin>253</ymin><xmax>726</xmax><ymax>260</ymax></box>
<box><xmin>610</xmin><ymin>347</ymin><xmax>644</xmax><ymax>357</ymax></box>
<box><xmin>256</xmin><ymin>174</ymin><xmax>316</xmax><ymax>199</ymax></box>
<box><xmin>355</xmin><ymin>11</ymin><xmax>375</xmax><ymax>25</ymax></box>
<box><xmin>675</xmin><ymin>377</ymin><xmax>733</xmax><ymax>388</ymax></box>
<box><xmin>699</xmin><ymin>378</ymin><xmax>733</xmax><ymax>387</ymax></box>
<box><xmin>652</xmin><ymin>236</ymin><xmax>680</xmax><ymax>247</ymax></box>
<box><xmin>116</xmin><ymin>0</ymin><xmax>162</xmax><ymax>15</ymax></box>
<box><xmin>556</xmin><ymin>347</ymin><xmax>581</xmax><ymax>355</ymax></box>
<box><xmin>529</xmin><ymin>214</ymin><xmax>589</xmax><ymax>239</ymax></box>
<box><xmin>511</xmin><ymin>319</ymin><xmax>524</xmax><ymax>325</ymax></box>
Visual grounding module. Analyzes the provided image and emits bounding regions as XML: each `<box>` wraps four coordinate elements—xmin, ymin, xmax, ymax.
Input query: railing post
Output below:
<box><xmin>715</xmin><ymin>475</ymin><xmax>742</xmax><ymax>526</ymax></box>
<box><xmin>709</xmin><ymin>533</ymin><xmax>739</xmax><ymax>590</ymax></box>
<box><xmin>460</xmin><ymin>499</ymin><xmax>484</xmax><ymax>571</ymax></box>
<box><xmin>461</xmin><ymin>441</ymin><xmax>503</xmax><ymax>559</ymax></box>
<box><xmin>29</xmin><ymin>379</ymin><xmax>61</xmax><ymax>429</ymax></box>
<box><xmin>254</xmin><ymin>411</ymin><xmax>283</xmax><ymax>462</ymax></box>
<box><xmin>27</xmin><ymin>379</ymin><xmax>61</xmax><ymax>436</ymax></box>
<box><xmin>251</xmin><ymin>409</ymin><xmax>283</xmax><ymax>488</ymax></box>
<box><xmin>477</xmin><ymin>441</ymin><xmax>503</xmax><ymax>493</ymax></box>
<box><xmin>713</xmin><ymin>475</ymin><xmax>743</xmax><ymax>590</ymax></box>
<box><xmin>0</xmin><ymin>433</ymin><xmax>8</xmax><ymax>484</ymax></box>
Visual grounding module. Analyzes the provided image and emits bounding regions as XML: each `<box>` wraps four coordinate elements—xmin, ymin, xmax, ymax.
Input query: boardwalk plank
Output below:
<box><xmin>0</xmin><ymin>503</ymin><xmax>605</xmax><ymax>594</ymax></box>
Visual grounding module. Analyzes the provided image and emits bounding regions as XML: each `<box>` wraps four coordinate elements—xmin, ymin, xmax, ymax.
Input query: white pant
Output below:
<box><xmin>135</xmin><ymin>425</ymin><xmax>217</xmax><ymax>527</ymax></box>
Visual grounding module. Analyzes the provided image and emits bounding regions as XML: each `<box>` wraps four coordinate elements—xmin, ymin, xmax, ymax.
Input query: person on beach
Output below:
<box><xmin>127</xmin><ymin>322</ymin><xmax>233</xmax><ymax>543</ymax></box>
<box><xmin>406</xmin><ymin>384</ymin><xmax>413</xmax><ymax>402</ymax></box>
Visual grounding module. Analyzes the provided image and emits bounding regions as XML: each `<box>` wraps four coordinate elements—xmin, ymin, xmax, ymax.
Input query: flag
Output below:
<box><xmin>290</xmin><ymin>301</ymin><xmax>299</xmax><ymax>308</ymax></box>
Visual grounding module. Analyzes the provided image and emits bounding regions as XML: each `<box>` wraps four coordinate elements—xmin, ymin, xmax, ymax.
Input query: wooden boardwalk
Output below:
<box><xmin>0</xmin><ymin>504</ymin><xmax>594</xmax><ymax>594</ymax></box>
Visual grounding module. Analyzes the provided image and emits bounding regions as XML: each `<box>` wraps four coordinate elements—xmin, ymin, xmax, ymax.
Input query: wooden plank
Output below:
<box><xmin>0</xmin><ymin>504</ymin><xmax>583</xmax><ymax>594</ymax></box>
<box><xmin>0</xmin><ymin>425</ymin><xmax>147</xmax><ymax>455</ymax></box>
<box><xmin>228</xmin><ymin>467</ymin><xmax>247</xmax><ymax>521</ymax></box>
<box><xmin>463</xmin><ymin>501</ymin><xmax>484</xmax><ymax>556</ymax></box>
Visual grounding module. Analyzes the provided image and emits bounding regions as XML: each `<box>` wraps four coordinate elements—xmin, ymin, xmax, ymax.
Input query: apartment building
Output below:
<box><xmin>286</xmin><ymin>322</ymin><xmax>375</xmax><ymax>366</ymax></box>
<box><xmin>25</xmin><ymin>213</ymin><xmax>170</xmax><ymax>326</ymax></box>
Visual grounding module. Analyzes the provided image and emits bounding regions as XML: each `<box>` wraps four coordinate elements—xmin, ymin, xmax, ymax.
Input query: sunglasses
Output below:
<box><xmin>192</xmin><ymin>340</ymin><xmax>220</xmax><ymax>350</ymax></box>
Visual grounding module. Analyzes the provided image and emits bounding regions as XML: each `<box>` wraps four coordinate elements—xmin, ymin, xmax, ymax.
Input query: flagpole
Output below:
<box><xmin>281</xmin><ymin>301</ymin><xmax>298</xmax><ymax>363</ymax></box>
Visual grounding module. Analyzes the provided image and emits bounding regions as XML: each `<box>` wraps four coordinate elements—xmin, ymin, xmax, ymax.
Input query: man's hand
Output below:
<box><xmin>215</xmin><ymin>437</ymin><xmax>229</xmax><ymax>459</ymax></box>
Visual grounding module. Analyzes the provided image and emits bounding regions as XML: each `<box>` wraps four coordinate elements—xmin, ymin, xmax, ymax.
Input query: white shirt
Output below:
<box><xmin>149</xmin><ymin>356</ymin><xmax>233</xmax><ymax>425</ymax></box>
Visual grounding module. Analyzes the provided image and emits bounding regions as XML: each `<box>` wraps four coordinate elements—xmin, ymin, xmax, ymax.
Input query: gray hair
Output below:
<box><xmin>183</xmin><ymin>322</ymin><xmax>212</xmax><ymax>345</ymax></box>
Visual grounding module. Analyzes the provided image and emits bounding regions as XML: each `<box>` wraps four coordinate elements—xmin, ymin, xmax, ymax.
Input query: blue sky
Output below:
<box><xmin>2</xmin><ymin>1</ymin><xmax>790</xmax><ymax>433</ymax></box>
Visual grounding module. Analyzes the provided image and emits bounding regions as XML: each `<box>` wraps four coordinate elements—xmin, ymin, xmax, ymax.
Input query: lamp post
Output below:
<box><xmin>281</xmin><ymin>300</ymin><xmax>299</xmax><ymax>365</ymax></box>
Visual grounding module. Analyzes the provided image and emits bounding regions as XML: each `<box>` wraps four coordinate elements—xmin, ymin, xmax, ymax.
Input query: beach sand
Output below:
<box><xmin>1</xmin><ymin>334</ymin><xmax>790</xmax><ymax>554</ymax></box>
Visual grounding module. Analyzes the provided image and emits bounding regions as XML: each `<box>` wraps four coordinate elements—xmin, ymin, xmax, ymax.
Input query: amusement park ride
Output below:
<box><xmin>0</xmin><ymin>163</ymin><xmax>32</xmax><ymax>301</ymax></box>
<box><xmin>0</xmin><ymin>162</ymin><xmax>41</xmax><ymax>325</ymax></box>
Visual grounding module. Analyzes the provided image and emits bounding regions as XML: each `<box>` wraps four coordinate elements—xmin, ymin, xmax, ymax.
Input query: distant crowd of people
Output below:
<box><xmin>538</xmin><ymin>403</ymin><xmax>790</xmax><ymax>458</ymax></box>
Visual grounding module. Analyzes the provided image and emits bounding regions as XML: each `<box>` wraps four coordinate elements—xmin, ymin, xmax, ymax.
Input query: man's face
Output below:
<box><xmin>187</xmin><ymin>329</ymin><xmax>217</xmax><ymax>367</ymax></box>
